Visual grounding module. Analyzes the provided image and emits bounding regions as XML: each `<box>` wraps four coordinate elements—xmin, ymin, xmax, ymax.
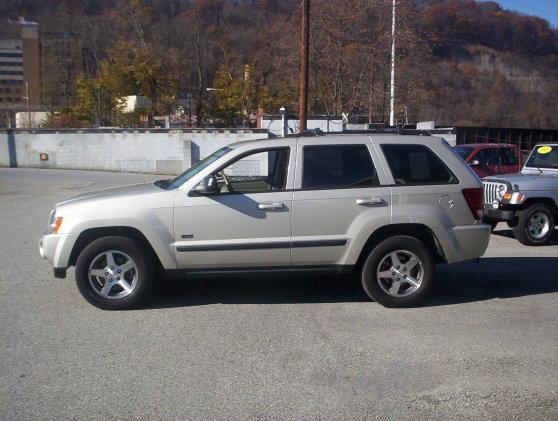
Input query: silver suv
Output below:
<box><xmin>483</xmin><ymin>144</ymin><xmax>558</xmax><ymax>245</ymax></box>
<box><xmin>39</xmin><ymin>134</ymin><xmax>490</xmax><ymax>309</ymax></box>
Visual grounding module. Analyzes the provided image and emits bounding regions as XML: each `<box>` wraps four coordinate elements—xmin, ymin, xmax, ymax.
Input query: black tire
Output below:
<box><xmin>361</xmin><ymin>236</ymin><xmax>435</xmax><ymax>308</ymax></box>
<box><xmin>512</xmin><ymin>203</ymin><xmax>555</xmax><ymax>246</ymax></box>
<box><xmin>75</xmin><ymin>236</ymin><xmax>154</xmax><ymax>310</ymax></box>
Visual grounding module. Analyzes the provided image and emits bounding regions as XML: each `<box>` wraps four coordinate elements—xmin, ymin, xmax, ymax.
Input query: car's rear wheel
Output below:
<box><xmin>75</xmin><ymin>236</ymin><xmax>153</xmax><ymax>309</ymax></box>
<box><xmin>513</xmin><ymin>203</ymin><xmax>555</xmax><ymax>246</ymax></box>
<box><xmin>361</xmin><ymin>236</ymin><xmax>434</xmax><ymax>308</ymax></box>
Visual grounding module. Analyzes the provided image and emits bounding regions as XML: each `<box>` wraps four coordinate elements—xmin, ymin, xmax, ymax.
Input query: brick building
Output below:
<box><xmin>0</xmin><ymin>18</ymin><xmax>82</xmax><ymax>128</ymax></box>
<box><xmin>0</xmin><ymin>18</ymin><xmax>42</xmax><ymax>128</ymax></box>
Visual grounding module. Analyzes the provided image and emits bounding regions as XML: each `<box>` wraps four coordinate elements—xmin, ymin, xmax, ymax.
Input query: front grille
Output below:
<box><xmin>482</xmin><ymin>181</ymin><xmax>506</xmax><ymax>204</ymax></box>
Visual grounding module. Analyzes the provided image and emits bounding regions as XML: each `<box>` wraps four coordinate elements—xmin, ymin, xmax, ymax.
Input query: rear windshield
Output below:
<box><xmin>454</xmin><ymin>146</ymin><xmax>473</xmax><ymax>160</ymax></box>
<box><xmin>381</xmin><ymin>144</ymin><xmax>457</xmax><ymax>185</ymax></box>
<box><xmin>525</xmin><ymin>145</ymin><xmax>558</xmax><ymax>169</ymax></box>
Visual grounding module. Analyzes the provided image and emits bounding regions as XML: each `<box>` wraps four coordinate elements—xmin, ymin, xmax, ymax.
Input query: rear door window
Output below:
<box><xmin>302</xmin><ymin>144</ymin><xmax>378</xmax><ymax>189</ymax></box>
<box><xmin>381</xmin><ymin>144</ymin><xmax>457</xmax><ymax>185</ymax></box>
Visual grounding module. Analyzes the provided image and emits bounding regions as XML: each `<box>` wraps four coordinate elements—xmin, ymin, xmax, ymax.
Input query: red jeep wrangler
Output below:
<box><xmin>454</xmin><ymin>143</ymin><xmax>522</xmax><ymax>177</ymax></box>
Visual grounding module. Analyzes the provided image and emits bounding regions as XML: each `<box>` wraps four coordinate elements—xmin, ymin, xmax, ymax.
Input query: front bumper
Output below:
<box><xmin>483</xmin><ymin>208</ymin><xmax>514</xmax><ymax>221</ymax></box>
<box><xmin>39</xmin><ymin>232</ymin><xmax>78</xmax><ymax>277</ymax></box>
<box><xmin>482</xmin><ymin>206</ymin><xmax>515</xmax><ymax>221</ymax></box>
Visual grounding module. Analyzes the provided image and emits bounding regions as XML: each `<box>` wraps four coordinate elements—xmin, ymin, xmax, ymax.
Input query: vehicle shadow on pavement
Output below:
<box><xmin>143</xmin><ymin>257</ymin><xmax>558</xmax><ymax>309</ymax></box>
<box><xmin>424</xmin><ymin>257</ymin><xmax>558</xmax><ymax>307</ymax></box>
<box><xmin>145</xmin><ymin>273</ymin><xmax>369</xmax><ymax>308</ymax></box>
<box><xmin>491</xmin><ymin>229</ymin><xmax>558</xmax><ymax>246</ymax></box>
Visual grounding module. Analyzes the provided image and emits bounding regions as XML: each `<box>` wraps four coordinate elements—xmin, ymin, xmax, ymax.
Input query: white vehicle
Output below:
<box><xmin>40</xmin><ymin>134</ymin><xmax>490</xmax><ymax>309</ymax></box>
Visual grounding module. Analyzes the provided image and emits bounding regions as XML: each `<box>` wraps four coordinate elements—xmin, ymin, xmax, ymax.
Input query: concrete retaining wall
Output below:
<box><xmin>0</xmin><ymin>129</ymin><xmax>268</xmax><ymax>174</ymax></box>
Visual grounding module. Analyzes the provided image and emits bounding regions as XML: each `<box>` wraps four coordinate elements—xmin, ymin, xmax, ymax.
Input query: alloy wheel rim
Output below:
<box><xmin>528</xmin><ymin>212</ymin><xmax>550</xmax><ymax>239</ymax></box>
<box><xmin>88</xmin><ymin>250</ymin><xmax>138</xmax><ymax>299</ymax></box>
<box><xmin>376</xmin><ymin>250</ymin><xmax>423</xmax><ymax>297</ymax></box>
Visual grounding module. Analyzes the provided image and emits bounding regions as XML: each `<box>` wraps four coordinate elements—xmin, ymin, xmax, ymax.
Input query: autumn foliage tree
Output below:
<box><xmin>5</xmin><ymin>0</ymin><xmax>558</xmax><ymax>129</ymax></box>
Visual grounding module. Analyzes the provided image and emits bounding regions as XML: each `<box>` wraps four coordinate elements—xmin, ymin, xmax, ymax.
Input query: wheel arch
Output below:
<box><xmin>355</xmin><ymin>223</ymin><xmax>447</xmax><ymax>271</ymax></box>
<box><xmin>520</xmin><ymin>197</ymin><xmax>558</xmax><ymax>217</ymax></box>
<box><xmin>68</xmin><ymin>227</ymin><xmax>164</xmax><ymax>274</ymax></box>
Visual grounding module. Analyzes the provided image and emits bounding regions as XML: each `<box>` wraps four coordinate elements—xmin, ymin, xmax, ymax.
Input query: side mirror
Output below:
<box><xmin>192</xmin><ymin>175</ymin><xmax>219</xmax><ymax>195</ymax></box>
<box><xmin>469</xmin><ymin>159</ymin><xmax>480</xmax><ymax>167</ymax></box>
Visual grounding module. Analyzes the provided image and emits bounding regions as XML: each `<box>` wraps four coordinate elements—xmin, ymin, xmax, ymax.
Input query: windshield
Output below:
<box><xmin>161</xmin><ymin>146</ymin><xmax>232</xmax><ymax>189</ymax></box>
<box><xmin>454</xmin><ymin>146</ymin><xmax>473</xmax><ymax>160</ymax></box>
<box><xmin>525</xmin><ymin>145</ymin><xmax>558</xmax><ymax>169</ymax></box>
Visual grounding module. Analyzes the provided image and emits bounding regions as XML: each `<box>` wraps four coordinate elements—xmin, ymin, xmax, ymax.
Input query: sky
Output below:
<box><xmin>494</xmin><ymin>0</ymin><xmax>558</xmax><ymax>27</ymax></box>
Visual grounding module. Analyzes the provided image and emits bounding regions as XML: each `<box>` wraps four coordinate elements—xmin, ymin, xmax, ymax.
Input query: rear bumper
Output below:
<box><xmin>434</xmin><ymin>224</ymin><xmax>491</xmax><ymax>264</ymax></box>
<box><xmin>39</xmin><ymin>232</ymin><xmax>78</xmax><ymax>273</ymax></box>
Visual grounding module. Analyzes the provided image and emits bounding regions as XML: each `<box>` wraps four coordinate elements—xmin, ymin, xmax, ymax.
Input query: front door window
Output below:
<box><xmin>216</xmin><ymin>148</ymin><xmax>290</xmax><ymax>194</ymax></box>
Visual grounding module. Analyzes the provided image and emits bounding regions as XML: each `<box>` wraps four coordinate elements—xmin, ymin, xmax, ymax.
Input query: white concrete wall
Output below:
<box><xmin>0</xmin><ymin>129</ymin><xmax>268</xmax><ymax>174</ymax></box>
<box><xmin>0</xmin><ymin>131</ymin><xmax>9</xmax><ymax>167</ymax></box>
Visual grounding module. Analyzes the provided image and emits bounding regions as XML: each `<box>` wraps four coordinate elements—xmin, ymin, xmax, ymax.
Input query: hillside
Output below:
<box><xmin>1</xmin><ymin>0</ymin><xmax>557</xmax><ymax>128</ymax></box>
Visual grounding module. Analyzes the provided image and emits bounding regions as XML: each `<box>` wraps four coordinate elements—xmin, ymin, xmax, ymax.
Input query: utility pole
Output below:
<box><xmin>389</xmin><ymin>0</ymin><xmax>396</xmax><ymax>127</ymax></box>
<box><xmin>298</xmin><ymin>0</ymin><xmax>310</xmax><ymax>133</ymax></box>
<box><xmin>24</xmin><ymin>81</ymin><xmax>31</xmax><ymax>128</ymax></box>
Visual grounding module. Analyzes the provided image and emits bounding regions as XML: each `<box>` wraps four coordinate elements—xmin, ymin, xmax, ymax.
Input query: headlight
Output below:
<box><xmin>49</xmin><ymin>209</ymin><xmax>56</xmax><ymax>228</ymax></box>
<box><xmin>497</xmin><ymin>185</ymin><xmax>507</xmax><ymax>198</ymax></box>
<box><xmin>49</xmin><ymin>209</ymin><xmax>63</xmax><ymax>233</ymax></box>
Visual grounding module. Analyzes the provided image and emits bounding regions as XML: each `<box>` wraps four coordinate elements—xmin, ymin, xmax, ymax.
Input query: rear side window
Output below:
<box><xmin>381</xmin><ymin>144</ymin><xmax>457</xmax><ymax>185</ymax></box>
<box><xmin>302</xmin><ymin>144</ymin><xmax>378</xmax><ymax>189</ymax></box>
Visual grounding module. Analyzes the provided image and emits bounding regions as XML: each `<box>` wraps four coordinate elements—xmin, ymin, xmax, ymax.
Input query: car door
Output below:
<box><xmin>290</xmin><ymin>141</ymin><xmax>391</xmax><ymax>267</ymax></box>
<box><xmin>173</xmin><ymin>145</ymin><xmax>295</xmax><ymax>269</ymax></box>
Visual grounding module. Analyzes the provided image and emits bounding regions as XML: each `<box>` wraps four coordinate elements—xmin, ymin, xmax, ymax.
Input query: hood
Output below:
<box><xmin>57</xmin><ymin>182</ymin><xmax>163</xmax><ymax>207</ymax></box>
<box><xmin>484</xmin><ymin>170</ymin><xmax>558</xmax><ymax>191</ymax></box>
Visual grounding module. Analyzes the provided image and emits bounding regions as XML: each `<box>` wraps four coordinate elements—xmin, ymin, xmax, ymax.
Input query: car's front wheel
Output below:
<box><xmin>361</xmin><ymin>236</ymin><xmax>434</xmax><ymax>308</ymax></box>
<box><xmin>75</xmin><ymin>236</ymin><xmax>154</xmax><ymax>310</ymax></box>
<box><xmin>513</xmin><ymin>203</ymin><xmax>555</xmax><ymax>246</ymax></box>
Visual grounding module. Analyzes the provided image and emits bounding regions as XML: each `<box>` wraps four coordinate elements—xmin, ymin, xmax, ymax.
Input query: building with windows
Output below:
<box><xmin>0</xmin><ymin>17</ymin><xmax>83</xmax><ymax>128</ymax></box>
<box><xmin>0</xmin><ymin>18</ymin><xmax>42</xmax><ymax>128</ymax></box>
<box><xmin>0</xmin><ymin>19</ymin><xmax>43</xmax><ymax>127</ymax></box>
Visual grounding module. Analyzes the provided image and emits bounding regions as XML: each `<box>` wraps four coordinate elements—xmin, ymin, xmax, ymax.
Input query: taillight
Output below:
<box><xmin>462</xmin><ymin>188</ymin><xmax>483</xmax><ymax>220</ymax></box>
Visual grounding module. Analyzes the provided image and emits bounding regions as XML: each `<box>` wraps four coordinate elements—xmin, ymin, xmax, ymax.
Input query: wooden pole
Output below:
<box><xmin>298</xmin><ymin>0</ymin><xmax>310</xmax><ymax>133</ymax></box>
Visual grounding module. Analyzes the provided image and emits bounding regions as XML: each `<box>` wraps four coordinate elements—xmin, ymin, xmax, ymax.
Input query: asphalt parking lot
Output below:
<box><xmin>1</xmin><ymin>167</ymin><xmax>557</xmax><ymax>420</ymax></box>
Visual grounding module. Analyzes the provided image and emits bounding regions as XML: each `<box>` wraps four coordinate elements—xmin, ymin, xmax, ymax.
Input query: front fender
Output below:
<box><xmin>65</xmin><ymin>214</ymin><xmax>177</xmax><ymax>270</ymax></box>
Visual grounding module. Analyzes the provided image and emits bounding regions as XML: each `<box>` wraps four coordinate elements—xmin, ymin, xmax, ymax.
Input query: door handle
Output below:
<box><xmin>356</xmin><ymin>197</ymin><xmax>383</xmax><ymax>206</ymax></box>
<box><xmin>258</xmin><ymin>202</ymin><xmax>284</xmax><ymax>210</ymax></box>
